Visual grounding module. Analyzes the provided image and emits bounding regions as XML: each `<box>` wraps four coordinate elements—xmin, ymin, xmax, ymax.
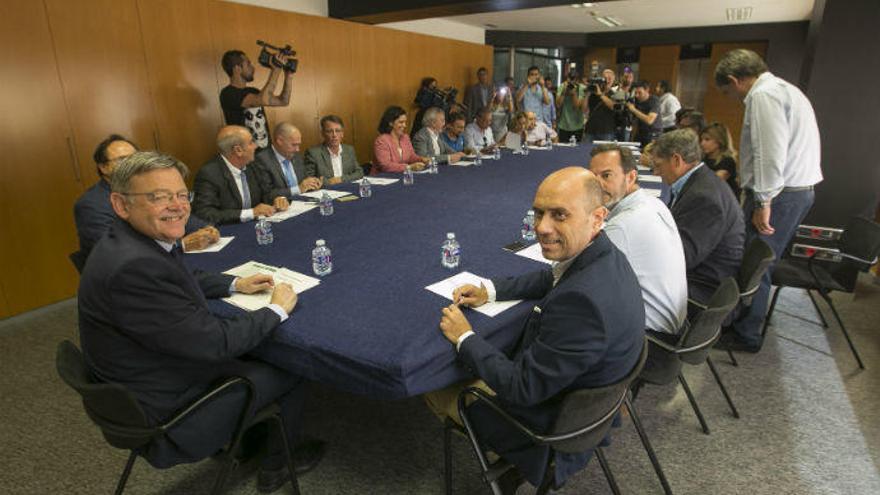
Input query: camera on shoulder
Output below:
<box><xmin>587</xmin><ymin>77</ymin><xmax>605</xmax><ymax>93</ymax></box>
<box><xmin>257</xmin><ymin>40</ymin><xmax>298</xmax><ymax>73</ymax></box>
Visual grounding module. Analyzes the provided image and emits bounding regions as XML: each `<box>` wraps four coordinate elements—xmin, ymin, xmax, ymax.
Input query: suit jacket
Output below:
<box><xmin>458</xmin><ymin>232</ymin><xmax>645</xmax><ymax>486</ymax></box>
<box><xmin>464</xmin><ymin>83</ymin><xmax>491</xmax><ymax>121</ymax></box>
<box><xmin>671</xmin><ymin>165</ymin><xmax>745</xmax><ymax>303</ymax></box>
<box><xmin>253</xmin><ymin>146</ymin><xmax>308</xmax><ymax>200</ymax></box>
<box><xmin>372</xmin><ymin>133</ymin><xmax>420</xmax><ymax>174</ymax></box>
<box><xmin>78</xmin><ymin>218</ymin><xmax>282</xmax><ymax>465</ymax></box>
<box><xmin>411</xmin><ymin>127</ymin><xmax>457</xmax><ymax>164</ymax></box>
<box><xmin>303</xmin><ymin>143</ymin><xmax>363</xmax><ymax>182</ymax></box>
<box><xmin>192</xmin><ymin>155</ymin><xmax>274</xmax><ymax>224</ymax></box>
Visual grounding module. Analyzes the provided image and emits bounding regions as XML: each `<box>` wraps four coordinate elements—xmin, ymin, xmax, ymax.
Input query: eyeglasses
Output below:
<box><xmin>122</xmin><ymin>190</ymin><xmax>193</xmax><ymax>206</ymax></box>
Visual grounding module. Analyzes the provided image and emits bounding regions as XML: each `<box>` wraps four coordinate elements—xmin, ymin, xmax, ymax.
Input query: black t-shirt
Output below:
<box><xmin>634</xmin><ymin>95</ymin><xmax>662</xmax><ymax>143</ymax></box>
<box><xmin>585</xmin><ymin>92</ymin><xmax>616</xmax><ymax>135</ymax></box>
<box><xmin>220</xmin><ymin>85</ymin><xmax>270</xmax><ymax>148</ymax></box>
<box><xmin>705</xmin><ymin>156</ymin><xmax>741</xmax><ymax>197</ymax></box>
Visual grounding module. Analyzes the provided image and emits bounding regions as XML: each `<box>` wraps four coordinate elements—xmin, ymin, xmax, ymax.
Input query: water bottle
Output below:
<box><xmin>569</xmin><ymin>134</ymin><xmax>577</xmax><ymax>146</ymax></box>
<box><xmin>311</xmin><ymin>239</ymin><xmax>333</xmax><ymax>276</ymax></box>
<box><xmin>521</xmin><ymin>209</ymin><xmax>536</xmax><ymax>241</ymax></box>
<box><xmin>494</xmin><ymin>147</ymin><xmax>501</xmax><ymax>160</ymax></box>
<box><xmin>522</xmin><ymin>140</ymin><xmax>530</xmax><ymax>156</ymax></box>
<box><xmin>441</xmin><ymin>233</ymin><xmax>460</xmax><ymax>270</ymax></box>
<box><xmin>255</xmin><ymin>216</ymin><xmax>274</xmax><ymax>245</ymax></box>
<box><xmin>359</xmin><ymin>177</ymin><xmax>372</xmax><ymax>198</ymax></box>
<box><xmin>403</xmin><ymin>165</ymin><xmax>414</xmax><ymax>185</ymax></box>
<box><xmin>474</xmin><ymin>154</ymin><xmax>482</xmax><ymax>166</ymax></box>
<box><xmin>546</xmin><ymin>139</ymin><xmax>553</xmax><ymax>150</ymax></box>
<box><xmin>429</xmin><ymin>156</ymin><xmax>438</xmax><ymax>174</ymax></box>
<box><xmin>319</xmin><ymin>191</ymin><xmax>333</xmax><ymax>216</ymax></box>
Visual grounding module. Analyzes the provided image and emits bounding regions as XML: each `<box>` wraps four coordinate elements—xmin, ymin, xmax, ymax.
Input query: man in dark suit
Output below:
<box><xmin>78</xmin><ymin>151</ymin><xmax>324</xmax><ymax>493</ymax></box>
<box><xmin>192</xmin><ymin>125</ymin><xmax>290</xmax><ymax>225</ymax></box>
<box><xmin>652</xmin><ymin>129</ymin><xmax>745</xmax><ymax>305</ymax></box>
<box><xmin>254</xmin><ymin>122</ymin><xmax>323</xmax><ymax>198</ymax></box>
<box><xmin>426</xmin><ymin>167</ymin><xmax>645</xmax><ymax>492</ymax></box>
<box><xmin>303</xmin><ymin>115</ymin><xmax>364</xmax><ymax>184</ymax></box>
<box><xmin>463</xmin><ymin>67</ymin><xmax>493</xmax><ymax>122</ymax></box>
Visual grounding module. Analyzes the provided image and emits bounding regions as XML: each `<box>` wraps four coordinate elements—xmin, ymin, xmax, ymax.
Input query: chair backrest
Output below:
<box><xmin>738</xmin><ymin>238</ymin><xmax>775</xmax><ymax>305</ymax></box>
<box><xmin>55</xmin><ymin>340</ymin><xmax>156</xmax><ymax>450</ymax></box>
<box><xmin>549</xmin><ymin>338</ymin><xmax>647</xmax><ymax>454</ymax></box>
<box><xmin>677</xmin><ymin>278</ymin><xmax>739</xmax><ymax>365</ymax></box>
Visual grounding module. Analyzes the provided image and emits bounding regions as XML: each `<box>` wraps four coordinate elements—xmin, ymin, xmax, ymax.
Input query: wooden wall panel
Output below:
<box><xmin>44</xmin><ymin>0</ymin><xmax>157</xmax><ymax>185</ymax></box>
<box><xmin>308</xmin><ymin>16</ymin><xmax>356</xmax><ymax>147</ymax></box>
<box><xmin>703</xmin><ymin>42</ymin><xmax>768</xmax><ymax>146</ymax></box>
<box><xmin>638</xmin><ymin>44</ymin><xmax>680</xmax><ymax>90</ymax></box>
<box><xmin>0</xmin><ymin>0</ymin><xmax>81</xmax><ymax>315</ymax></box>
<box><xmin>584</xmin><ymin>47</ymin><xmax>618</xmax><ymax>74</ymax></box>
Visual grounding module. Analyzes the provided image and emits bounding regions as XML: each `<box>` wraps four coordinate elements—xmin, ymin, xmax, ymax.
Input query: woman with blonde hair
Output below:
<box><xmin>700</xmin><ymin>122</ymin><xmax>740</xmax><ymax>197</ymax></box>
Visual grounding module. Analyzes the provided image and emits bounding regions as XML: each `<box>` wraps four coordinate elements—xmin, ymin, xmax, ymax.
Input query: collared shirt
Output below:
<box><xmin>220</xmin><ymin>154</ymin><xmax>255</xmax><ymax>222</ymax></box>
<box><xmin>272</xmin><ymin>146</ymin><xmax>300</xmax><ymax>196</ymax></box>
<box><xmin>327</xmin><ymin>145</ymin><xmax>343</xmax><ymax>178</ymax></box>
<box><xmin>657</xmin><ymin>92</ymin><xmax>681</xmax><ymax>129</ymax></box>
<box><xmin>521</xmin><ymin>84</ymin><xmax>546</xmax><ymax>121</ymax></box>
<box><xmin>740</xmin><ymin>71</ymin><xmax>822</xmax><ymax>202</ymax></box>
<box><xmin>542</xmin><ymin>91</ymin><xmax>556</xmax><ymax>126</ymax></box>
<box><xmin>464</xmin><ymin>122</ymin><xmax>495</xmax><ymax>151</ymax></box>
<box><xmin>670</xmin><ymin>163</ymin><xmax>704</xmax><ymax>206</ymax></box>
<box><xmin>427</xmin><ymin>128</ymin><xmax>441</xmax><ymax>155</ymax></box>
<box><xmin>441</xmin><ymin>131</ymin><xmax>465</xmax><ymax>152</ymax></box>
<box><xmin>526</xmin><ymin>121</ymin><xmax>558</xmax><ymax>144</ymax></box>
<box><xmin>604</xmin><ymin>189</ymin><xmax>687</xmax><ymax>333</ymax></box>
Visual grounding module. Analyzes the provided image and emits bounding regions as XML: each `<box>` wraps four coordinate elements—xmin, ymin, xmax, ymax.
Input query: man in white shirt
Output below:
<box><xmin>589</xmin><ymin>143</ymin><xmax>688</xmax><ymax>334</ymax></box>
<box><xmin>412</xmin><ymin>107</ymin><xmax>465</xmax><ymax>164</ymax></box>
<box><xmin>464</xmin><ymin>107</ymin><xmax>498</xmax><ymax>154</ymax></box>
<box><xmin>654</xmin><ymin>80</ymin><xmax>681</xmax><ymax>132</ymax></box>
<box><xmin>525</xmin><ymin>111</ymin><xmax>558</xmax><ymax>145</ymax></box>
<box><xmin>713</xmin><ymin>49</ymin><xmax>822</xmax><ymax>353</ymax></box>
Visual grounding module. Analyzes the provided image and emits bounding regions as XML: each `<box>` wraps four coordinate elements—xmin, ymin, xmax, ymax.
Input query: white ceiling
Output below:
<box><xmin>444</xmin><ymin>0</ymin><xmax>814</xmax><ymax>33</ymax></box>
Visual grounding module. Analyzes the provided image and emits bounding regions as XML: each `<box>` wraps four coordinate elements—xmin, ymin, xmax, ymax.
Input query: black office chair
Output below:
<box><xmin>762</xmin><ymin>217</ymin><xmax>880</xmax><ymax>370</ymax></box>
<box><xmin>69</xmin><ymin>251</ymin><xmax>87</xmax><ymax>274</ymax></box>
<box><xmin>634</xmin><ymin>277</ymin><xmax>740</xmax><ymax>435</ymax></box>
<box><xmin>55</xmin><ymin>340</ymin><xmax>300</xmax><ymax>495</ymax></box>
<box><xmin>444</xmin><ymin>339</ymin><xmax>673</xmax><ymax>495</ymax></box>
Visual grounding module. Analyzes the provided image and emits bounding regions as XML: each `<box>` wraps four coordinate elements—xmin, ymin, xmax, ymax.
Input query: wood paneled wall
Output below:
<box><xmin>0</xmin><ymin>0</ymin><xmax>491</xmax><ymax>318</ymax></box>
<box><xmin>638</xmin><ymin>45</ymin><xmax>680</xmax><ymax>91</ymax></box>
<box><xmin>703</xmin><ymin>42</ymin><xmax>768</xmax><ymax>146</ymax></box>
<box><xmin>583</xmin><ymin>47</ymin><xmax>617</xmax><ymax>75</ymax></box>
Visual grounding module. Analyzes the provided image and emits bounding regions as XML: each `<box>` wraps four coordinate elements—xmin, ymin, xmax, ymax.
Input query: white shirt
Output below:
<box><xmin>603</xmin><ymin>188</ymin><xmax>687</xmax><ymax>334</ymax></box>
<box><xmin>526</xmin><ymin>121</ymin><xmax>558</xmax><ymax>144</ymax></box>
<box><xmin>427</xmin><ymin>128</ymin><xmax>441</xmax><ymax>155</ymax></box>
<box><xmin>327</xmin><ymin>145</ymin><xmax>343</xmax><ymax>178</ymax></box>
<box><xmin>272</xmin><ymin>146</ymin><xmax>300</xmax><ymax>196</ymax></box>
<box><xmin>464</xmin><ymin>122</ymin><xmax>495</xmax><ymax>151</ymax></box>
<box><xmin>740</xmin><ymin>71</ymin><xmax>822</xmax><ymax>202</ymax></box>
<box><xmin>220</xmin><ymin>155</ymin><xmax>255</xmax><ymax>222</ymax></box>
<box><xmin>657</xmin><ymin>92</ymin><xmax>681</xmax><ymax>129</ymax></box>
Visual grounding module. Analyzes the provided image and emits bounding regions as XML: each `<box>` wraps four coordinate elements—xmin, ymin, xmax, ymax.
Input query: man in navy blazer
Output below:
<box><xmin>78</xmin><ymin>151</ymin><xmax>323</xmax><ymax>492</ymax></box>
<box><xmin>254</xmin><ymin>122</ymin><xmax>323</xmax><ymax>199</ymax></box>
<box><xmin>652</xmin><ymin>129</ymin><xmax>745</xmax><ymax>305</ymax></box>
<box><xmin>427</xmin><ymin>167</ymin><xmax>645</xmax><ymax>492</ymax></box>
<box><xmin>192</xmin><ymin>126</ymin><xmax>290</xmax><ymax>225</ymax></box>
<box><xmin>303</xmin><ymin>115</ymin><xmax>364</xmax><ymax>184</ymax></box>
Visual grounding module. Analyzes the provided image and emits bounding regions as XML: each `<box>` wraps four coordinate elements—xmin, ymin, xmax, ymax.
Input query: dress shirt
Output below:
<box><xmin>670</xmin><ymin>163</ymin><xmax>704</xmax><ymax>207</ymax></box>
<box><xmin>740</xmin><ymin>71</ymin><xmax>822</xmax><ymax>202</ymax></box>
<box><xmin>327</xmin><ymin>146</ymin><xmax>343</xmax><ymax>178</ymax></box>
<box><xmin>464</xmin><ymin>123</ymin><xmax>495</xmax><ymax>151</ymax></box>
<box><xmin>441</xmin><ymin>131</ymin><xmax>464</xmax><ymax>152</ymax></box>
<box><xmin>427</xmin><ymin>128</ymin><xmax>441</xmax><ymax>155</ymax></box>
<box><xmin>541</xmin><ymin>92</ymin><xmax>556</xmax><ymax>127</ymax></box>
<box><xmin>220</xmin><ymin>155</ymin><xmax>255</xmax><ymax>222</ymax></box>
<box><xmin>526</xmin><ymin>122</ymin><xmax>558</xmax><ymax>144</ymax></box>
<box><xmin>657</xmin><ymin>92</ymin><xmax>681</xmax><ymax>129</ymax></box>
<box><xmin>271</xmin><ymin>146</ymin><xmax>301</xmax><ymax>196</ymax></box>
<box><xmin>604</xmin><ymin>189</ymin><xmax>687</xmax><ymax>333</ymax></box>
<box><xmin>521</xmin><ymin>85</ymin><xmax>546</xmax><ymax>122</ymax></box>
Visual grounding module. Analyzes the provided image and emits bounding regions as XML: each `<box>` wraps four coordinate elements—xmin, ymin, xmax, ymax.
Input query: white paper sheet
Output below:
<box><xmin>637</xmin><ymin>165</ymin><xmax>651</xmax><ymax>171</ymax></box>
<box><xmin>222</xmin><ymin>261</ymin><xmax>321</xmax><ymax>311</ymax></box>
<box><xmin>353</xmin><ymin>177</ymin><xmax>399</xmax><ymax>185</ymax></box>
<box><xmin>527</xmin><ymin>145</ymin><xmax>552</xmax><ymax>151</ymax></box>
<box><xmin>450</xmin><ymin>160</ymin><xmax>475</xmax><ymax>167</ymax></box>
<box><xmin>638</xmin><ymin>175</ymin><xmax>662</xmax><ymax>183</ymax></box>
<box><xmin>514</xmin><ymin>242</ymin><xmax>553</xmax><ymax>265</ymax></box>
<box><xmin>265</xmin><ymin>201</ymin><xmax>318</xmax><ymax>222</ymax></box>
<box><xmin>298</xmin><ymin>189</ymin><xmax>352</xmax><ymax>200</ymax></box>
<box><xmin>644</xmin><ymin>188</ymin><xmax>663</xmax><ymax>197</ymax></box>
<box><xmin>425</xmin><ymin>271</ymin><xmax>522</xmax><ymax>317</ymax></box>
<box><xmin>553</xmin><ymin>142</ymin><xmax>577</xmax><ymax>147</ymax></box>
<box><xmin>184</xmin><ymin>236</ymin><xmax>234</xmax><ymax>254</ymax></box>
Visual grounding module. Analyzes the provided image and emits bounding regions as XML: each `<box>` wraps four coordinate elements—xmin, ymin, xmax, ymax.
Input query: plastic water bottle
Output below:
<box><xmin>521</xmin><ymin>209</ymin><xmax>536</xmax><ymax>241</ymax></box>
<box><xmin>403</xmin><ymin>165</ymin><xmax>414</xmax><ymax>185</ymax></box>
<box><xmin>359</xmin><ymin>177</ymin><xmax>372</xmax><ymax>198</ymax></box>
<box><xmin>569</xmin><ymin>134</ymin><xmax>577</xmax><ymax>146</ymax></box>
<box><xmin>474</xmin><ymin>154</ymin><xmax>482</xmax><ymax>166</ymax></box>
<box><xmin>546</xmin><ymin>139</ymin><xmax>553</xmax><ymax>150</ymax></box>
<box><xmin>319</xmin><ymin>191</ymin><xmax>333</xmax><ymax>216</ymax></box>
<box><xmin>312</xmin><ymin>239</ymin><xmax>333</xmax><ymax>277</ymax></box>
<box><xmin>522</xmin><ymin>140</ymin><xmax>530</xmax><ymax>156</ymax></box>
<box><xmin>429</xmin><ymin>156</ymin><xmax>438</xmax><ymax>174</ymax></box>
<box><xmin>494</xmin><ymin>147</ymin><xmax>501</xmax><ymax>160</ymax></box>
<box><xmin>255</xmin><ymin>216</ymin><xmax>273</xmax><ymax>245</ymax></box>
<box><xmin>441</xmin><ymin>233</ymin><xmax>460</xmax><ymax>270</ymax></box>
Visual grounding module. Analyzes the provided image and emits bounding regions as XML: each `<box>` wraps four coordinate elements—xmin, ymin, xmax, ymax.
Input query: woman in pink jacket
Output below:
<box><xmin>372</xmin><ymin>106</ymin><xmax>429</xmax><ymax>174</ymax></box>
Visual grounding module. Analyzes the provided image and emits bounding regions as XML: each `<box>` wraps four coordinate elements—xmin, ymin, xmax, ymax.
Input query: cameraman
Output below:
<box><xmin>556</xmin><ymin>69</ymin><xmax>586</xmax><ymax>143</ymax></box>
<box><xmin>220</xmin><ymin>49</ymin><xmax>294</xmax><ymax>150</ymax></box>
<box><xmin>584</xmin><ymin>69</ymin><xmax>618</xmax><ymax>142</ymax></box>
<box><xmin>626</xmin><ymin>80</ymin><xmax>662</xmax><ymax>147</ymax></box>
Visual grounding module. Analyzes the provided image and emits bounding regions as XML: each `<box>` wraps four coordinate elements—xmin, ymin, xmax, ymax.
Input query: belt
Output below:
<box><xmin>746</xmin><ymin>185</ymin><xmax>814</xmax><ymax>195</ymax></box>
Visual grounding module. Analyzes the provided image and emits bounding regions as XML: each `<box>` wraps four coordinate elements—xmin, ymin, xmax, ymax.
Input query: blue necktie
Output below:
<box><xmin>281</xmin><ymin>158</ymin><xmax>298</xmax><ymax>191</ymax></box>
<box><xmin>240</xmin><ymin>168</ymin><xmax>252</xmax><ymax>209</ymax></box>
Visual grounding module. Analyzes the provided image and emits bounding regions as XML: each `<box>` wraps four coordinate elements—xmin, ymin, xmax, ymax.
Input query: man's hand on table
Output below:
<box><xmin>440</xmin><ymin>304</ymin><xmax>473</xmax><ymax>344</ymax></box>
<box><xmin>453</xmin><ymin>283</ymin><xmax>488</xmax><ymax>307</ymax></box>
<box><xmin>253</xmin><ymin>203</ymin><xmax>276</xmax><ymax>218</ymax></box>
<box><xmin>326</xmin><ymin>177</ymin><xmax>342</xmax><ymax>185</ymax></box>
<box><xmin>273</xmin><ymin>196</ymin><xmax>290</xmax><ymax>211</ymax></box>
<box><xmin>235</xmin><ymin>274</ymin><xmax>274</xmax><ymax>294</ymax></box>
<box><xmin>181</xmin><ymin>226</ymin><xmax>220</xmax><ymax>252</ymax></box>
<box><xmin>270</xmin><ymin>283</ymin><xmax>298</xmax><ymax>314</ymax></box>
<box><xmin>299</xmin><ymin>176</ymin><xmax>323</xmax><ymax>192</ymax></box>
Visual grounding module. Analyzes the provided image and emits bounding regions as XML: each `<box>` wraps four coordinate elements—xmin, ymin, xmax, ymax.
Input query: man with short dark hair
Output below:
<box><xmin>675</xmin><ymin>108</ymin><xmax>705</xmax><ymax>134</ymax></box>
<box><xmin>626</xmin><ymin>80</ymin><xmax>662</xmax><ymax>147</ymax></box>
<box><xmin>412</xmin><ymin>107</ymin><xmax>465</xmax><ymax>164</ymax></box>
<box><xmin>303</xmin><ymin>115</ymin><xmax>363</xmax><ymax>185</ymax></box>
<box><xmin>654</xmin><ymin>80</ymin><xmax>681</xmax><ymax>132</ymax></box>
<box><xmin>585</xmin><ymin>68</ymin><xmax>617</xmax><ymax>142</ymax></box>
<box><xmin>556</xmin><ymin>69</ymin><xmax>586</xmax><ymax>143</ymax></box>
<box><xmin>713</xmin><ymin>49</ymin><xmax>822</xmax><ymax>353</ymax></box>
<box><xmin>516</xmin><ymin>66</ymin><xmax>550</xmax><ymax>122</ymax></box>
<box><xmin>219</xmin><ymin>49</ymin><xmax>295</xmax><ymax>149</ymax></box>
<box><xmin>254</xmin><ymin>122</ymin><xmax>322</xmax><ymax>198</ymax></box>
<box><xmin>464</xmin><ymin>67</ymin><xmax>493</xmax><ymax>122</ymax></box>
<box><xmin>652</xmin><ymin>130</ymin><xmax>745</xmax><ymax>305</ymax></box>
<box><xmin>440</xmin><ymin>112</ymin><xmax>472</xmax><ymax>154</ymax></box>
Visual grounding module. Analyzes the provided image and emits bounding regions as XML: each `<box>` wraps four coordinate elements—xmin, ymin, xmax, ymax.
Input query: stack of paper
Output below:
<box><xmin>353</xmin><ymin>177</ymin><xmax>399</xmax><ymax>186</ymax></box>
<box><xmin>450</xmin><ymin>160</ymin><xmax>475</xmax><ymax>167</ymax></box>
<box><xmin>222</xmin><ymin>261</ymin><xmax>321</xmax><ymax>311</ymax></box>
<box><xmin>554</xmin><ymin>142</ymin><xmax>577</xmax><ymax>147</ymax></box>
<box><xmin>527</xmin><ymin>145</ymin><xmax>552</xmax><ymax>151</ymax></box>
<box><xmin>299</xmin><ymin>190</ymin><xmax>352</xmax><ymax>200</ymax></box>
<box><xmin>425</xmin><ymin>271</ymin><xmax>522</xmax><ymax>317</ymax></box>
<box><xmin>514</xmin><ymin>243</ymin><xmax>553</xmax><ymax>265</ymax></box>
<box><xmin>185</xmin><ymin>236</ymin><xmax>234</xmax><ymax>254</ymax></box>
<box><xmin>266</xmin><ymin>201</ymin><xmax>318</xmax><ymax>223</ymax></box>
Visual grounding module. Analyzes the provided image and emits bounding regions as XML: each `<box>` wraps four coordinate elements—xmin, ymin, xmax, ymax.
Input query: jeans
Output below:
<box><xmin>731</xmin><ymin>188</ymin><xmax>815</xmax><ymax>346</ymax></box>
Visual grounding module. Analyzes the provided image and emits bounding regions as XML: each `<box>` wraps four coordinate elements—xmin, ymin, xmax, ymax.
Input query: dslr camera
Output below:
<box><xmin>257</xmin><ymin>40</ymin><xmax>298</xmax><ymax>73</ymax></box>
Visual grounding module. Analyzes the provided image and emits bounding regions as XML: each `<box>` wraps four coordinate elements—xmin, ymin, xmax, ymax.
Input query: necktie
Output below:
<box><xmin>240</xmin><ymin>168</ymin><xmax>252</xmax><ymax>209</ymax></box>
<box><xmin>281</xmin><ymin>158</ymin><xmax>298</xmax><ymax>190</ymax></box>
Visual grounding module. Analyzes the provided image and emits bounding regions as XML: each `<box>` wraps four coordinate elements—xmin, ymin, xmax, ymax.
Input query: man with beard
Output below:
<box><xmin>220</xmin><ymin>49</ymin><xmax>295</xmax><ymax>149</ymax></box>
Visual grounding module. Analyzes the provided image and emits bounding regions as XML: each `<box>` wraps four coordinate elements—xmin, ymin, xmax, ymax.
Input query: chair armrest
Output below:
<box><xmin>791</xmin><ymin>243</ymin><xmax>842</xmax><ymax>262</ymax></box>
<box><xmin>160</xmin><ymin>377</ymin><xmax>255</xmax><ymax>432</ymax></box>
<box><xmin>687</xmin><ymin>297</ymin><xmax>708</xmax><ymax>311</ymax></box>
<box><xmin>796</xmin><ymin>224</ymin><xmax>843</xmax><ymax>241</ymax></box>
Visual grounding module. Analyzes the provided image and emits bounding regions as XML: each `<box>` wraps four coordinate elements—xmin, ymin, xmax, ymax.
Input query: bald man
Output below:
<box><xmin>254</xmin><ymin>122</ymin><xmax>322</xmax><ymax>200</ymax></box>
<box><xmin>425</xmin><ymin>168</ymin><xmax>645</xmax><ymax>492</ymax></box>
<box><xmin>192</xmin><ymin>125</ymin><xmax>289</xmax><ymax>225</ymax></box>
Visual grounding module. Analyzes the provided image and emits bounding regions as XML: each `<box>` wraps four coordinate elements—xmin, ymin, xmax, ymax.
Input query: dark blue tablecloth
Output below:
<box><xmin>185</xmin><ymin>144</ymin><xmax>667</xmax><ymax>399</ymax></box>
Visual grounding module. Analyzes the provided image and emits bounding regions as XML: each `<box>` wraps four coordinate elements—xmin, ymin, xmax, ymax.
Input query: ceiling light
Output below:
<box><xmin>591</xmin><ymin>12</ymin><xmax>623</xmax><ymax>28</ymax></box>
<box><xmin>726</xmin><ymin>7</ymin><xmax>753</xmax><ymax>21</ymax></box>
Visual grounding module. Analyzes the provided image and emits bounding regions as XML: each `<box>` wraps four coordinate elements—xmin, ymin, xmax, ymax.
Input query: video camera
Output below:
<box><xmin>257</xmin><ymin>40</ymin><xmax>298</xmax><ymax>73</ymax></box>
<box><xmin>587</xmin><ymin>76</ymin><xmax>606</xmax><ymax>93</ymax></box>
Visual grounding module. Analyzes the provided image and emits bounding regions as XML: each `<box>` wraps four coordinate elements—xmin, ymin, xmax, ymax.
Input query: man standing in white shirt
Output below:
<box><xmin>713</xmin><ymin>49</ymin><xmax>822</xmax><ymax>353</ymax></box>
<box><xmin>654</xmin><ymin>80</ymin><xmax>681</xmax><ymax>132</ymax></box>
<box><xmin>589</xmin><ymin>143</ymin><xmax>688</xmax><ymax>335</ymax></box>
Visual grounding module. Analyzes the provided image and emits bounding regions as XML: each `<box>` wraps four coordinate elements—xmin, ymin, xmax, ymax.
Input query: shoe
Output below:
<box><xmin>494</xmin><ymin>464</ymin><xmax>526</xmax><ymax>495</ymax></box>
<box><xmin>714</xmin><ymin>332</ymin><xmax>761</xmax><ymax>353</ymax></box>
<box><xmin>256</xmin><ymin>438</ymin><xmax>327</xmax><ymax>493</ymax></box>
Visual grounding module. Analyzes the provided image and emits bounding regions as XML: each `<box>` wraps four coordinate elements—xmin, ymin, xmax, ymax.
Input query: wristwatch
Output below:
<box><xmin>755</xmin><ymin>199</ymin><xmax>771</xmax><ymax>209</ymax></box>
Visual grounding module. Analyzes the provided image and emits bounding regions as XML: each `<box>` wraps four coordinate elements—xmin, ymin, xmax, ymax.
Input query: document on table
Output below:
<box><xmin>265</xmin><ymin>201</ymin><xmax>317</xmax><ymax>222</ymax></box>
<box><xmin>638</xmin><ymin>175</ymin><xmax>662</xmax><ymax>183</ymax></box>
<box><xmin>514</xmin><ymin>242</ymin><xmax>553</xmax><ymax>265</ymax></box>
<box><xmin>527</xmin><ymin>145</ymin><xmax>552</xmax><ymax>151</ymax></box>
<box><xmin>298</xmin><ymin>189</ymin><xmax>352</xmax><ymax>200</ymax></box>
<box><xmin>184</xmin><ymin>236</ymin><xmax>234</xmax><ymax>254</ymax></box>
<box><xmin>426</xmin><ymin>271</ymin><xmax>522</xmax><ymax>317</ymax></box>
<box><xmin>222</xmin><ymin>261</ymin><xmax>321</xmax><ymax>311</ymax></box>
<box><xmin>353</xmin><ymin>177</ymin><xmax>399</xmax><ymax>186</ymax></box>
<box><xmin>553</xmin><ymin>142</ymin><xmax>577</xmax><ymax>147</ymax></box>
<box><xmin>450</xmin><ymin>160</ymin><xmax>475</xmax><ymax>166</ymax></box>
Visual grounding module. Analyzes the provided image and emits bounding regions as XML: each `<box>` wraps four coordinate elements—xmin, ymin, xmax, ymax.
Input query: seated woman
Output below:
<box><xmin>503</xmin><ymin>111</ymin><xmax>529</xmax><ymax>150</ymax></box>
<box><xmin>700</xmin><ymin>122</ymin><xmax>740</xmax><ymax>198</ymax></box>
<box><xmin>373</xmin><ymin>105</ymin><xmax>429</xmax><ymax>174</ymax></box>
<box><xmin>412</xmin><ymin>107</ymin><xmax>465</xmax><ymax>164</ymax></box>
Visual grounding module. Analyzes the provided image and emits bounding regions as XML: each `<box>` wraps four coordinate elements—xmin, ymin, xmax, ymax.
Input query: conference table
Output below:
<box><xmin>186</xmin><ymin>143</ymin><xmax>666</xmax><ymax>400</ymax></box>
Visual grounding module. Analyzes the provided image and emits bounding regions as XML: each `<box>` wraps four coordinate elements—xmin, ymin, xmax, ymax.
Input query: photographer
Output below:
<box><xmin>584</xmin><ymin>69</ymin><xmax>618</xmax><ymax>142</ymax></box>
<box><xmin>413</xmin><ymin>77</ymin><xmax>457</xmax><ymax>137</ymax></box>
<box><xmin>515</xmin><ymin>66</ymin><xmax>550</xmax><ymax>123</ymax></box>
<box><xmin>556</xmin><ymin>69</ymin><xmax>587</xmax><ymax>143</ymax></box>
<box><xmin>220</xmin><ymin>48</ymin><xmax>295</xmax><ymax>150</ymax></box>
<box><xmin>626</xmin><ymin>80</ymin><xmax>662</xmax><ymax>147</ymax></box>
